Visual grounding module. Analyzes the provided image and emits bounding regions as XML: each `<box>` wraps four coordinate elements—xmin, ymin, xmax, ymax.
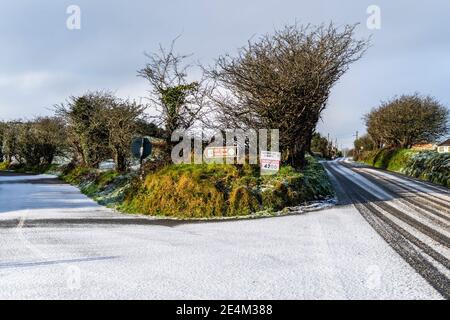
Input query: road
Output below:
<box><xmin>323</xmin><ymin>159</ymin><xmax>450</xmax><ymax>299</ymax></box>
<box><xmin>0</xmin><ymin>161</ymin><xmax>448</xmax><ymax>300</ymax></box>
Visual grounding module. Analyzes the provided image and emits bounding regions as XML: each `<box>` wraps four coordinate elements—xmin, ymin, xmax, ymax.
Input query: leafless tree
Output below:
<box><xmin>55</xmin><ymin>91</ymin><xmax>114</xmax><ymax>167</ymax></box>
<box><xmin>138</xmin><ymin>38</ymin><xmax>212</xmax><ymax>156</ymax></box>
<box><xmin>101</xmin><ymin>99</ymin><xmax>147</xmax><ymax>172</ymax></box>
<box><xmin>365</xmin><ymin>94</ymin><xmax>449</xmax><ymax>148</ymax></box>
<box><xmin>207</xmin><ymin>23</ymin><xmax>369</xmax><ymax>167</ymax></box>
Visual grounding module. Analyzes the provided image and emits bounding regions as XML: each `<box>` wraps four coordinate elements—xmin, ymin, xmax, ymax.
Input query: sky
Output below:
<box><xmin>1</xmin><ymin>0</ymin><xmax>450</xmax><ymax>148</ymax></box>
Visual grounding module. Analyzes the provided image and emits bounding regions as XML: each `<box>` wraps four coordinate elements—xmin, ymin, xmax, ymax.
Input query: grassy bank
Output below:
<box><xmin>58</xmin><ymin>156</ymin><xmax>334</xmax><ymax>219</ymax></box>
<box><xmin>120</xmin><ymin>157</ymin><xmax>333</xmax><ymax>218</ymax></box>
<box><xmin>357</xmin><ymin>148</ymin><xmax>450</xmax><ymax>188</ymax></box>
<box><xmin>2</xmin><ymin>157</ymin><xmax>334</xmax><ymax>218</ymax></box>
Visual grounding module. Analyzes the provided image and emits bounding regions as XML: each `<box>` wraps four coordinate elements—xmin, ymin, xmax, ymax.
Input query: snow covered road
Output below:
<box><xmin>0</xmin><ymin>166</ymin><xmax>447</xmax><ymax>299</ymax></box>
<box><xmin>324</xmin><ymin>160</ymin><xmax>450</xmax><ymax>299</ymax></box>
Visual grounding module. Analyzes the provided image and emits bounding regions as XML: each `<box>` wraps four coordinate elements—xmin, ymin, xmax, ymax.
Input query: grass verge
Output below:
<box><xmin>357</xmin><ymin>148</ymin><xmax>449</xmax><ymax>188</ymax></box>
<box><xmin>119</xmin><ymin>156</ymin><xmax>334</xmax><ymax>218</ymax></box>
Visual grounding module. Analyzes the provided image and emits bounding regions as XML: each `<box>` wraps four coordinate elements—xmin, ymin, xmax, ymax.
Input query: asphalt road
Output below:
<box><xmin>324</xmin><ymin>159</ymin><xmax>450</xmax><ymax>299</ymax></box>
<box><xmin>0</xmin><ymin>161</ymin><xmax>448</xmax><ymax>299</ymax></box>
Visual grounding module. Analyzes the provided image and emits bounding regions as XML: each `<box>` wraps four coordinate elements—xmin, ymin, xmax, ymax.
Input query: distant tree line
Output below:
<box><xmin>0</xmin><ymin>118</ymin><xmax>66</xmax><ymax>167</ymax></box>
<box><xmin>0</xmin><ymin>93</ymin><xmax>163</xmax><ymax>172</ymax></box>
<box><xmin>310</xmin><ymin>133</ymin><xmax>340</xmax><ymax>159</ymax></box>
<box><xmin>1</xmin><ymin>22</ymin><xmax>369</xmax><ymax>171</ymax></box>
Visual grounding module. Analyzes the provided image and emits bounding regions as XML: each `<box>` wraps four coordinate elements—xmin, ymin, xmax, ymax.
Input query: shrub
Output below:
<box><xmin>403</xmin><ymin>151</ymin><xmax>450</xmax><ymax>187</ymax></box>
<box><xmin>0</xmin><ymin>162</ymin><xmax>9</xmax><ymax>171</ymax></box>
<box><xmin>358</xmin><ymin>148</ymin><xmax>449</xmax><ymax>188</ymax></box>
<box><xmin>121</xmin><ymin>164</ymin><xmax>238</xmax><ymax>218</ymax></box>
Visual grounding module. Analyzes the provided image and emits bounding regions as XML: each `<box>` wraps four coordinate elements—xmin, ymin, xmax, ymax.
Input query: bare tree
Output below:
<box><xmin>10</xmin><ymin>117</ymin><xmax>66</xmax><ymax>167</ymax></box>
<box><xmin>1</xmin><ymin>121</ymin><xmax>21</xmax><ymax>163</ymax></box>
<box><xmin>55</xmin><ymin>91</ymin><xmax>114</xmax><ymax>167</ymax></box>
<box><xmin>101</xmin><ymin>99</ymin><xmax>147</xmax><ymax>172</ymax></box>
<box><xmin>365</xmin><ymin>94</ymin><xmax>449</xmax><ymax>148</ymax></box>
<box><xmin>0</xmin><ymin>121</ymin><xmax>6</xmax><ymax>162</ymax></box>
<box><xmin>207</xmin><ymin>23</ymin><xmax>369</xmax><ymax>167</ymax></box>
<box><xmin>138</xmin><ymin>38</ymin><xmax>211</xmax><ymax>156</ymax></box>
<box><xmin>353</xmin><ymin>134</ymin><xmax>375</xmax><ymax>159</ymax></box>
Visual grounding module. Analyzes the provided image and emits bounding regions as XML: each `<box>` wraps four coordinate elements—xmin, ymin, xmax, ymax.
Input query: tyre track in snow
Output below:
<box><xmin>345</xmin><ymin>166</ymin><xmax>450</xmax><ymax>228</ymax></box>
<box><xmin>324</xmin><ymin>161</ymin><xmax>450</xmax><ymax>299</ymax></box>
<box><xmin>348</xmin><ymin>165</ymin><xmax>450</xmax><ymax>214</ymax></box>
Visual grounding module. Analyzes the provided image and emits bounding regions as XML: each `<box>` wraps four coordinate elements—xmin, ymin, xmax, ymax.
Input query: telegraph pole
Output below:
<box><xmin>353</xmin><ymin>131</ymin><xmax>359</xmax><ymax>158</ymax></box>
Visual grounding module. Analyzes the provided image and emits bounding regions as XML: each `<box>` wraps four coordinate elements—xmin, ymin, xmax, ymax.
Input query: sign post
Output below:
<box><xmin>131</xmin><ymin>137</ymin><xmax>152</xmax><ymax>178</ymax></box>
<box><xmin>260</xmin><ymin>151</ymin><xmax>281</xmax><ymax>175</ymax></box>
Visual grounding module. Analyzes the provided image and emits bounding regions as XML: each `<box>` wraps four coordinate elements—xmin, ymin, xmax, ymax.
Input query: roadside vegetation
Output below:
<box><xmin>354</xmin><ymin>94</ymin><xmax>450</xmax><ymax>188</ymax></box>
<box><xmin>120</xmin><ymin>157</ymin><xmax>333</xmax><ymax>218</ymax></box>
<box><xmin>358</xmin><ymin>149</ymin><xmax>449</xmax><ymax>188</ymax></box>
<box><xmin>0</xmin><ymin>22</ymin><xmax>369</xmax><ymax>218</ymax></box>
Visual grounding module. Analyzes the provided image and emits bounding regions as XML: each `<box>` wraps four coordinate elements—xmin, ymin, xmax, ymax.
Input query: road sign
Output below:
<box><xmin>260</xmin><ymin>151</ymin><xmax>281</xmax><ymax>161</ymax></box>
<box><xmin>260</xmin><ymin>151</ymin><xmax>281</xmax><ymax>175</ymax></box>
<box><xmin>131</xmin><ymin>137</ymin><xmax>152</xmax><ymax>160</ymax></box>
<box><xmin>204</xmin><ymin>146</ymin><xmax>238</xmax><ymax>159</ymax></box>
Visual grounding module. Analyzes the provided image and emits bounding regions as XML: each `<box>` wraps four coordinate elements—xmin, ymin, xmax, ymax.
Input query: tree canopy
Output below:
<box><xmin>365</xmin><ymin>94</ymin><xmax>449</xmax><ymax>148</ymax></box>
<box><xmin>208</xmin><ymin>23</ymin><xmax>368</xmax><ymax>167</ymax></box>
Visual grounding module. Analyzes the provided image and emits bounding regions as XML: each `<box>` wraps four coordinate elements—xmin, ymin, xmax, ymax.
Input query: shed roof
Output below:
<box><xmin>438</xmin><ymin>138</ymin><xmax>450</xmax><ymax>146</ymax></box>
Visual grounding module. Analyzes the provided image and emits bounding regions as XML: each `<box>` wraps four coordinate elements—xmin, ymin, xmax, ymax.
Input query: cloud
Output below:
<box><xmin>0</xmin><ymin>71</ymin><xmax>60</xmax><ymax>92</ymax></box>
<box><xmin>1</xmin><ymin>0</ymin><xmax>450</xmax><ymax>146</ymax></box>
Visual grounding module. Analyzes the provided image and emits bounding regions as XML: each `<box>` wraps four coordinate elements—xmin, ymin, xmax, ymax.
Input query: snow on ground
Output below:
<box><xmin>0</xmin><ymin>174</ymin><xmax>443</xmax><ymax>299</ymax></box>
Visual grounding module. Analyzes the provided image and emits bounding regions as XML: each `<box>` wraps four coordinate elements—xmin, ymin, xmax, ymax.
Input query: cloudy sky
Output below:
<box><xmin>1</xmin><ymin>0</ymin><xmax>450</xmax><ymax>147</ymax></box>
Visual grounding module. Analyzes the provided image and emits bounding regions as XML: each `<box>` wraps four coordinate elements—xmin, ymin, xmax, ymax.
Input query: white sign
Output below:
<box><xmin>260</xmin><ymin>151</ymin><xmax>281</xmax><ymax>161</ymax></box>
<box><xmin>260</xmin><ymin>151</ymin><xmax>281</xmax><ymax>175</ymax></box>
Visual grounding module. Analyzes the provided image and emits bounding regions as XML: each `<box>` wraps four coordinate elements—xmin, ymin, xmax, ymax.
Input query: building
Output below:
<box><xmin>437</xmin><ymin>139</ymin><xmax>450</xmax><ymax>153</ymax></box>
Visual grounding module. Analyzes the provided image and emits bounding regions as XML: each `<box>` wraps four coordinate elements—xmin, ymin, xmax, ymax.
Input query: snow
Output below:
<box><xmin>0</xmin><ymin>173</ymin><xmax>443</xmax><ymax>299</ymax></box>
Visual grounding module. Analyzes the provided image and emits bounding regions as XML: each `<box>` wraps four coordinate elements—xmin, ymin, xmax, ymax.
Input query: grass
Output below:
<box><xmin>358</xmin><ymin>148</ymin><xmax>449</xmax><ymax>188</ymax></box>
<box><xmin>119</xmin><ymin>156</ymin><xmax>334</xmax><ymax>218</ymax></box>
<box><xmin>0</xmin><ymin>162</ymin><xmax>59</xmax><ymax>174</ymax></box>
<box><xmin>0</xmin><ymin>162</ymin><xmax>9</xmax><ymax>171</ymax></box>
<box><xmin>3</xmin><ymin>154</ymin><xmax>335</xmax><ymax>218</ymax></box>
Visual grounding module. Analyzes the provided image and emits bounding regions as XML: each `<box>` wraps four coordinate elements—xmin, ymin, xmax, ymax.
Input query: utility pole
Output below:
<box><xmin>353</xmin><ymin>131</ymin><xmax>359</xmax><ymax>158</ymax></box>
<box><xmin>327</xmin><ymin>133</ymin><xmax>331</xmax><ymax>158</ymax></box>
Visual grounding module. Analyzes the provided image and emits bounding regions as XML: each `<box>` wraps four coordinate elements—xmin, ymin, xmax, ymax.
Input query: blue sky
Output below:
<box><xmin>1</xmin><ymin>0</ymin><xmax>450</xmax><ymax>147</ymax></box>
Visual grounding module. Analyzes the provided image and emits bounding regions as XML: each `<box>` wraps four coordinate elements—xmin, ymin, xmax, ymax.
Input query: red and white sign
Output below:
<box><xmin>260</xmin><ymin>151</ymin><xmax>281</xmax><ymax>175</ymax></box>
<box><xmin>204</xmin><ymin>146</ymin><xmax>238</xmax><ymax>159</ymax></box>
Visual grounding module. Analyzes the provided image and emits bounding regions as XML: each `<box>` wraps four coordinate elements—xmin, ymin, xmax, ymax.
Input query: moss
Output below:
<box><xmin>261</xmin><ymin>181</ymin><xmax>290</xmax><ymax>211</ymax></box>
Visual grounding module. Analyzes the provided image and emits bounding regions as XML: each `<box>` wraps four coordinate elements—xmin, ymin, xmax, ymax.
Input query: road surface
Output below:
<box><xmin>0</xmin><ymin>161</ymin><xmax>448</xmax><ymax>300</ymax></box>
